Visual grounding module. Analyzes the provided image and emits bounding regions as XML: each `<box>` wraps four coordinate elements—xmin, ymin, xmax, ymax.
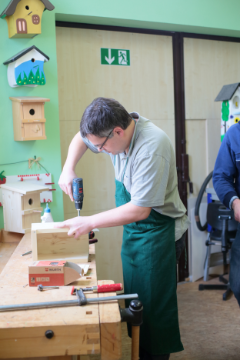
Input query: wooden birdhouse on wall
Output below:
<box><xmin>3</xmin><ymin>46</ymin><xmax>49</xmax><ymax>87</ymax></box>
<box><xmin>10</xmin><ymin>96</ymin><xmax>50</xmax><ymax>141</ymax></box>
<box><xmin>215</xmin><ymin>83</ymin><xmax>240</xmax><ymax>141</ymax></box>
<box><xmin>0</xmin><ymin>0</ymin><xmax>55</xmax><ymax>38</ymax></box>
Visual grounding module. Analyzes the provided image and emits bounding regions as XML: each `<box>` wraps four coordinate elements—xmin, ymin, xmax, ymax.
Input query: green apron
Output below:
<box><xmin>115</xmin><ymin>157</ymin><xmax>183</xmax><ymax>355</ymax></box>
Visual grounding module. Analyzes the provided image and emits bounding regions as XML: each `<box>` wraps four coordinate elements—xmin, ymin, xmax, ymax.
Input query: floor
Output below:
<box><xmin>108</xmin><ymin>276</ymin><xmax>240</xmax><ymax>360</ymax></box>
<box><xmin>171</xmin><ymin>276</ymin><xmax>240</xmax><ymax>360</ymax></box>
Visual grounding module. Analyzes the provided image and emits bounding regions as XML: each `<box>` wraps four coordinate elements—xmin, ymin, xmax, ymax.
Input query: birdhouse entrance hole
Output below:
<box><xmin>28</xmin><ymin>199</ymin><xmax>33</xmax><ymax>205</ymax></box>
<box><xmin>29</xmin><ymin>109</ymin><xmax>35</xmax><ymax>116</ymax></box>
<box><xmin>31</xmin><ymin>58</ymin><xmax>35</xmax><ymax>62</ymax></box>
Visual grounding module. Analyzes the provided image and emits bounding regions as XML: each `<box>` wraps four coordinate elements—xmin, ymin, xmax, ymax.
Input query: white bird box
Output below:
<box><xmin>1</xmin><ymin>181</ymin><xmax>49</xmax><ymax>234</ymax></box>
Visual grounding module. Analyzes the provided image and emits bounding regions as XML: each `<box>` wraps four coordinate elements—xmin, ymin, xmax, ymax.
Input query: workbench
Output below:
<box><xmin>0</xmin><ymin>233</ymin><xmax>122</xmax><ymax>360</ymax></box>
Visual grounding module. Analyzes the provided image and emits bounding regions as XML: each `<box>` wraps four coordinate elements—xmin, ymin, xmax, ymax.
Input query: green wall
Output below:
<box><xmin>0</xmin><ymin>1</ymin><xmax>63</xmax><ymax>227</ymax></box>
<box><xmin>0</xmin><ymin>0</ymin><xmax>240</xmax><ymax>229</ymax></box>
<box><xmin>54</xmin><ymin>0</ymin><xmax>240</xmax><ymax>37</ymax></box>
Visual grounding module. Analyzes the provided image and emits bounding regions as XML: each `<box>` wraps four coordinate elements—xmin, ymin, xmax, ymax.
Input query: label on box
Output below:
<box><xmin>29</xmin><ymin>273</ymin><xmax>64</xmax><ymax>286</ymax></box>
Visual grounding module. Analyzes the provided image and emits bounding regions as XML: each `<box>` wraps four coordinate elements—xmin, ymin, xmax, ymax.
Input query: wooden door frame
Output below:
<box><xmin>56</xmin><ymin>20</ymin><xmax>240</xmax><ymax>281</ymax></box>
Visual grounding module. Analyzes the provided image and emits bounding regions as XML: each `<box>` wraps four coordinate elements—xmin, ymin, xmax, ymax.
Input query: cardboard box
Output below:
<box><xmin>28</xmin><ymin>260</ymin><xmax>84</xmax><ymax>287</ymax></box>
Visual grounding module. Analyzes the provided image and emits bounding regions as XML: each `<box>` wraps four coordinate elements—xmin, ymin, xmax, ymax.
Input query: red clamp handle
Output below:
<box><xmin>71</xmin><ymin>286</ymin><xmax>76</xmax><ymax>295</ymax></box>
<box><xmin>97</xmin><ymin>283</ymin><xmax>123</xmax><ymax>293</ymax></box>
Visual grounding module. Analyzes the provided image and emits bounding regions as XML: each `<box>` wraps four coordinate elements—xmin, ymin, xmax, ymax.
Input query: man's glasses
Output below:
<box><xmin>99</xmin><ymin>129</ymin><xmax>114</xmax><ymax>150</ymax></box>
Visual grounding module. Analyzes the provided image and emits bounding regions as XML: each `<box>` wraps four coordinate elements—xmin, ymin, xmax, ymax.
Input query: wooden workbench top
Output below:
<box><xmin>0</xmin><ymin>233</ymin><xmax>121</xmax><ymax>359</ymax></box>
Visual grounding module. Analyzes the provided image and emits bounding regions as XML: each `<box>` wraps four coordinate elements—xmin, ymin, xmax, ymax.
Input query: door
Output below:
<box><xmin>16</xmin><ymin>19</ymin><xmax>27</xmax><ymax>34</ymax></box>
<box><xmin>184</xmin><ymin>37</ymin><xmax>240</xmax><ymax>280</ymax></box>
<box><xmin>56</xmin><ymin>27</ymin><xmax>175</xmax><ymax>283</ymax></box>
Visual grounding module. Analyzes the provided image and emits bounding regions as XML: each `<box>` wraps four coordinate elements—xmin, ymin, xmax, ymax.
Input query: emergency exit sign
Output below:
<box><xmin>101</xmin><ymin>48</ymin><xmax>130</xmax><ymax>66</ymax></box>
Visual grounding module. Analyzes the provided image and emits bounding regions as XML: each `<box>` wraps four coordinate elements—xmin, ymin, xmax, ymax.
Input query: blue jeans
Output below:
<box><xmin>230</xmin><ymin>223</ymin><xmax>240</xmax><ymax>305</ymax></box>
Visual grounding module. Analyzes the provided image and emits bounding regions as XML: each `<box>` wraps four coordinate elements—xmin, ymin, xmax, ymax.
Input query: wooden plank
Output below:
<box><xmin>2</xmin><ymin>189</ymin><xmax>24</xmax><ymax>233</ymax></box>
<box><xmin>0</xmin><ymin>324</ymin><xmax>100</xmax><ymax>358</ymax></box>
<box><xmin>22</xmin><ymin>193</ymin><xmax>41</xmax><ymax>211</ymax></box>
<box><xmin>0</xmin><ymin>243</ymin><xmax>19</xmax><ymax>275</ymax></box>
<box><xmin>22</xmin><ymin>208</ymin><xmax>43</xmax><ymax>215</ymax></box>
<box><xmin>9</xmin><ymin>97</ymin><xmax>50</xmax><ymax>103</ymax></box>
<box><xmin>12</xmin><ymin>99</ymin><xmax>22</xmax><ymax>141</ymax></box>
<box><xmin>22</xmin><ymin>102</ymin><xmax>44</xmax><ymax>120</ymax></box>
<box><xmin>22</xmin><ymin>118</ymin><xmax>46</xmax><ymax>123</ymax></box>
<box><xmin>1</xmin><ymin>182</ymin><xmax>49</xmax><ymax>195</ymax></box>
<box><xmin>98</xmin><ymin>280</ymin><xmax>122</xmax><ymax>360</ymax></box>
<box><xmin>0</xmin><ymin>230</ymin><xmax>23</xmax><ymax>243</ymax></box>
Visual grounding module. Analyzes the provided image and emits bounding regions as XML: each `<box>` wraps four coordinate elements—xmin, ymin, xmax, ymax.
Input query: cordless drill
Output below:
<box><xmin>72</xmin><ymin>178</ymin><xmax>84</xmax><ymax>217</ymax></box>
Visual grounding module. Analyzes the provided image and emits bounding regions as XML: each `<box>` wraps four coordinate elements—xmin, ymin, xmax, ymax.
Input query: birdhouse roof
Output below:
<box><xmin>3</xmin><ymin>45</ymin><xmax>49</xmax><ymax>65</ymax></box>
<box><xmin>0</xmin><ymin>0</ymin><xmax>55</xmax><ymax>19</ymax></box>
<box><xmin>215</xmin><ymin>83</ymin><xmax>240</xmax><ymax>102</ymax></box>
<box><xmin>1</xmin><ymin>182</ymin><xmax>49</xmax><ymax>195</ymax></box>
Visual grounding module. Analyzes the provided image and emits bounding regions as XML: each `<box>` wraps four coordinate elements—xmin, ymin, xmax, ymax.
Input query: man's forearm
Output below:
<box><xmin>64</xmin><ymin>133</ymin><xmax>88</xmax><ymax>171</ymax></box>
<box><xmin>55</xmin><ymin>203</ymin><xmax>152</xmax><ymax>237</ymax></box>
<box><xmin>89</xmin><ymin>202</ymin><xmax>151</xmax><ymax>229</ymax></box>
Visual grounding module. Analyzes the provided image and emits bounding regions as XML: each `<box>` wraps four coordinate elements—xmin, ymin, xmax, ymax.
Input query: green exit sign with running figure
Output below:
<box><xmin>101</xmin><ymin>48</ymin><xmax>130</xmax><ymax>66</ymax></box>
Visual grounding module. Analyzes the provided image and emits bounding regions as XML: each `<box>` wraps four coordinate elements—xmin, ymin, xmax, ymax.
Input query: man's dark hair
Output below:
<box><xmin>80</xmin><ymin>97</ymin><xmax>132</xmax><ymax>138</ymax></box>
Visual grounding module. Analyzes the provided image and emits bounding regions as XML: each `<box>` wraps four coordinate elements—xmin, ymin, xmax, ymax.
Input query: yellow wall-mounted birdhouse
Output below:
<box><xmin>0</xmin><ymin>0</ymin><xmax>55</xmax><ymax>39</ymax></box>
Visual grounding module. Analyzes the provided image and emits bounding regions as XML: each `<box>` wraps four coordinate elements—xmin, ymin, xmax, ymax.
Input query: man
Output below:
<box><xmin>58</xmin><ymin>97</ymin><xmax>189</xmax><ymax>360</ymax></box>
<box><xmin>213</xmin><ymin>122</ymin><xmax>240</xmax><ymax>306</ymax></box>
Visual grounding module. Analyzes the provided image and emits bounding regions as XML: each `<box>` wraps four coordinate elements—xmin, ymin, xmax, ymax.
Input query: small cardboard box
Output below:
<box><xmin>28</xmin><ymin>260</ymin><xmax>84</xmax><ymax>287</ymax></box>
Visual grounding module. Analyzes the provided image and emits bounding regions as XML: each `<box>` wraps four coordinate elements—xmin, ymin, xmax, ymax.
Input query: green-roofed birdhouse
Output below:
<box><xmin>3</xmin><ymin>46</ymin><xmax>49</xmax><ymax>87</ymax></box>
<box><xmin>0</xmin><ymin>0</ymin><xmax>55</xmax><ymax>39</ymax></box>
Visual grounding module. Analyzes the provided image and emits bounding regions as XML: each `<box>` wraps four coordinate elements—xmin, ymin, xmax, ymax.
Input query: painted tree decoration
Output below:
<box><xmin>0</xmin><ymin>0</ymin><xmax>55</xmax><ymax>39</ymax></box>
<box><xmin>3</xmin><ymin>46</ymin><xmax>49</xmax><ymax>87</ymax></box>
<box><xmin>221</xmin><ymin>101</ymin><xmax>229</xmax><ymax>122</ymax></box>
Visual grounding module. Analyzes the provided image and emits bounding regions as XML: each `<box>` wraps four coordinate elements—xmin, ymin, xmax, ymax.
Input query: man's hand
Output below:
<box><xmin>232</xmin><ymin>198</ymin><xmax>240</xmax><ymax>222</ymax></box>
<box><xmin>55</xmin><ymin>203</ymin><xmax>151</xmax><ymax>239</ymax></box>
<box><xmin>58</xmin><ymin>133</ymin><xmax>88</xmax><ymax>201</ymax></box>
<box><xmin>55</xmin><ymin>216</ymin><xmax>94</xmax><ymax>238</ymax></box>
<box><xmin>58</xmin><ymin>168</ymin><xmax>77</xmax><ymax>202</ymax></box>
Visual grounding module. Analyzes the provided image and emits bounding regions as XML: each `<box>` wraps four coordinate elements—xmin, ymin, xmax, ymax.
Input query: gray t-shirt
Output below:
<box><xmin>81</xmin><ymin>112</ymin><xmax>190</xmax><ymax>241</ymax></box>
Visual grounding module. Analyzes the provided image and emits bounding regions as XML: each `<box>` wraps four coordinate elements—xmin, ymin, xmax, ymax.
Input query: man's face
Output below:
<box><xmin>87</xmin><ymin>130</ymin><xmax>125</xmax><ymax>155</ymax></box>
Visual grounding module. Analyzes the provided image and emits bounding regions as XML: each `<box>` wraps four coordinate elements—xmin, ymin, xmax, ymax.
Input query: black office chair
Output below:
<box><xmin>199</xmin><ymin>201</ymin><xmax>238</xmax><ymax>301</ymax></box>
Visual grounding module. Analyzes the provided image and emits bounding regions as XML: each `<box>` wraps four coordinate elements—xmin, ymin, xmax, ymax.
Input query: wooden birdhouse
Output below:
<box><xmin>215</xmin><ymin>83</ymin><xmax>240</xmax><ymax>141</ymax></box>
<box><xmin>1</xmin><ymin>181</ymin><xmax>49</xmax><ymax>234</ymax></box>
<box><xmin>0</xmin><ymin>0</ymin><xmax>55</xmax><ymax>39</ymax></box>
<box><xmin>4</xmin><ymin>46</ymin><xmax>49</xmax><ymax>87</ymax></box>
<box><xmin>10</xmin><ymin>96</ymin><xmax>50</xmax><ymax>141</ymax></box>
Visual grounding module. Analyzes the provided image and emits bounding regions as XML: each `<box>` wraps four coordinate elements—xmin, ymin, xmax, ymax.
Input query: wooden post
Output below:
<box><xmin>131</xmin><ymin>326</ymin><xmax>140</xmax><ymax>360</ymax></box>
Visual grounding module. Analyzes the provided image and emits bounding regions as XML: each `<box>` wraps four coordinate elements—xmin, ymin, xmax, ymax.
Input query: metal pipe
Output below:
<box><xmin>0</xmin><ymin>294</ymin><xmax>138</xmax><ymax>312</ymax></box>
